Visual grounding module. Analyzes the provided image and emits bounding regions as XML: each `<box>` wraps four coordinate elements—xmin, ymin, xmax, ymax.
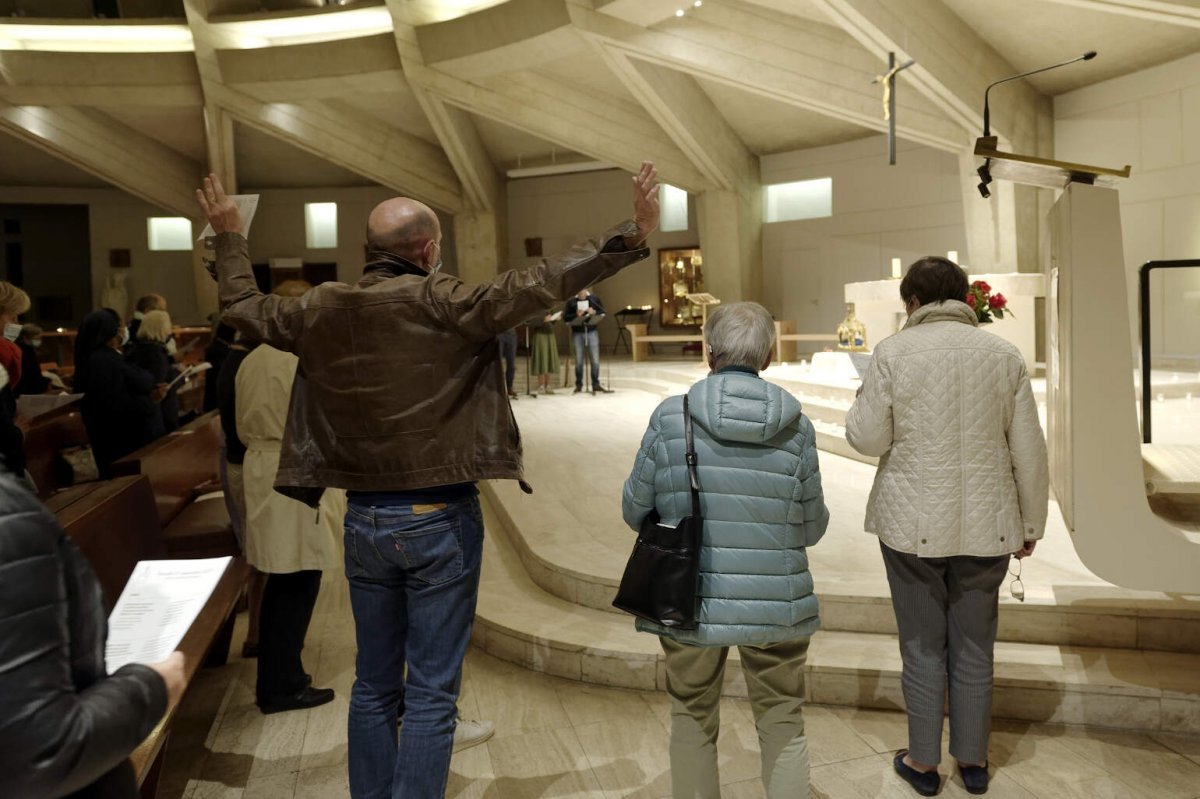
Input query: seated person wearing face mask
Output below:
<box><xmin>14</xmin><ymin>325</ymin><xmax>51</xmax><ymax>397</ymax></box>
<box><xmin>74</xmin><ymin>309</ymin><xmax>167</xmax><ymax>478</ymax></box>
<box><xmin>0</xmin><ymin>282</ymin><xmax>30</xmax><ymax>478</ymax></box>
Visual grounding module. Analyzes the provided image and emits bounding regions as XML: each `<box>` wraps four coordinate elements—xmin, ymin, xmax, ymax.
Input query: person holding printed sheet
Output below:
<box><xmin>563</xmin><ymin>288</ymin><xmax>608</xmax><ymax>394</ymax></box>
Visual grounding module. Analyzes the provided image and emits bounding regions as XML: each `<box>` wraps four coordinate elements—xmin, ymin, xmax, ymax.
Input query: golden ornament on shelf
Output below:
<box><xmin>837</xmin><ymin>303</ymin><xmax>868</xmax><ymax>351</ymax></box>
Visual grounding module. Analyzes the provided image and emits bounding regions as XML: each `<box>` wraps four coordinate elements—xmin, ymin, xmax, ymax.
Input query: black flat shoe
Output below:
<box><xmin>959</xmin><ymin>763</ymin><xmax>989</xmax><ymax>795</ymax></box>
<box><xmin>258</xmin><ymin>685</ymin><xmax>335</xmax><ymax>715</ymax></box>
<box><xmin>894</xmin><ymin>751</ymin><xmax>940</xmax><ymax>796</ymax></box>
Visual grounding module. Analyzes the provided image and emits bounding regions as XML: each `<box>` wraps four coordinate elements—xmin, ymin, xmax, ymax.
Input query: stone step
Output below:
<box><xmin>474</xmin><ymin>490</ymin><xmax>1200</xmax><ymax>735</ymax></box>
<box><xmin>482</xmin><ymin>478</ymin><xmax>1200</xmax><ymax>654</ymax></box>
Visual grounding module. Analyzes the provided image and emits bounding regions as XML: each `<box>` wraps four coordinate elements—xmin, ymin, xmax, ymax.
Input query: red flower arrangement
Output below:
<box><xmin>965</xmin><ymin>280</ymin><xmax>1010</xmax><ymax>324</ymax></box>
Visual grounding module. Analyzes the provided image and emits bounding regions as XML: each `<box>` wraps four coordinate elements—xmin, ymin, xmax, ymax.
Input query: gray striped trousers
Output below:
<box><xmin>880</xmin><ymin>541</ymin><xmax>1010</xmax><ymax>766</ymax></box>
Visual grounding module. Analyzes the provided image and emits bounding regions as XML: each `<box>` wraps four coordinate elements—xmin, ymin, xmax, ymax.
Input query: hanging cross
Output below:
<box><xmin>871</xmin><ymin>52</ymin><xmax>916</xmax><ymax>165</ymax></box>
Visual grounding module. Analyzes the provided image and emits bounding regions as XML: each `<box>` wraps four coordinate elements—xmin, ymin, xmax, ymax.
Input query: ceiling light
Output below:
<box><xmin>0</xmin><ymin>22</ymin><xmax>193</xmax><ymax>53</ymax></box>
<box><xmin>675</xmin><ymin>9</ymin><xmax>685</xmax><ymax>16</ymax></box>
<box><xmin>211</xmin><ymin>6</ymin><xmax>393</xmax><ymax>49</ymax></box>
<box><xmin>694</xmin><ymin>1</ymin><xmax>702</xmax><ymax>6</ymax></box>
<box><xmin>506</xmin><ymin>160</ymin><xmax>616</xmax><ymax>179</ymax></box>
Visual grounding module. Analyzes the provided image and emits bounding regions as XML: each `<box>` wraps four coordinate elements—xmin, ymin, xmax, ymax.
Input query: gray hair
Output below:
<box><xmin>706</xmin><ymin>302</ymin><xmax>775</xmax><ymax>371</ymax></box>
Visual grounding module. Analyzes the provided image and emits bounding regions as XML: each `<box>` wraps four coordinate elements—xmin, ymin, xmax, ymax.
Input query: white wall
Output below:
<box><xmin>506</xmin><ymin>169</ymin><xmax>698</xmax><ymax>349</ymax></box>
<box><xmin>1055</xmin><ymin>52</ymin><xmax>1200</xmax><ymax>361</ymax></box>
<box><xmin>760</xmin><ymin>135</ymin><xmax>967</xmax><ymax>340</ymax></box>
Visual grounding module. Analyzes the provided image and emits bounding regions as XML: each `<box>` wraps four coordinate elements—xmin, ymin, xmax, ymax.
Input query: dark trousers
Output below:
<box><xmin>880</xmin><ymin>541</ymin><xmax>1009</xmax><ymax>766</ymax></box>
<box><xmin>498</xmin><ymin>330</ymin><xmax>517</xmax><ymax>392</ymax></box>
<box><xmin>256</xmin><ymin>569</ymin><xmax>322</xmax><ymax>703</ymax></box>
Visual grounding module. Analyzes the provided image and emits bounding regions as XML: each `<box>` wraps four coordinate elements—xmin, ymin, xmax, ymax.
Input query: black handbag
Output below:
<box><xmin>613</xmin><ymin>394</ymin><xmax>703</xmax><ymax>630</ymax></box>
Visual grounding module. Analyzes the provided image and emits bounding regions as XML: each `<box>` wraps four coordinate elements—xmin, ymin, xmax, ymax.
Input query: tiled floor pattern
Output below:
<box><xmin>160</xmin><ymin>580</ymin><xmax>1200</xmax><ymax>799</ymax></box>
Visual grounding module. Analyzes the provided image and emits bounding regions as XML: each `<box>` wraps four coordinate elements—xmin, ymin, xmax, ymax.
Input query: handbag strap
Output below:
<box><xmin>683</xmin><ymin>394</ymin><xmax>701</xmax><ymax>519</ymax></box>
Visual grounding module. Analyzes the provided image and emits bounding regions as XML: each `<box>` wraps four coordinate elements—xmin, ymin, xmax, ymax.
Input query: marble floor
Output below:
<box><xmin>159</xmin><ymin>576</ymin><xmax>1200</xmax><ymax>799</ymax></box>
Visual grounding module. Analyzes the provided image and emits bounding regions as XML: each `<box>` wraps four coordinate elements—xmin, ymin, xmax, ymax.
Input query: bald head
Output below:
<box><xmin>366</xmin><ymin>198</ymin><xmax>441</xmax><ymax>265</ymax></box>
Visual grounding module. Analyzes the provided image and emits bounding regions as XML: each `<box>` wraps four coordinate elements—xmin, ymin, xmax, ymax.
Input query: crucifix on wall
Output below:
<box><xmin>871</xmin><ymin>52</ymin><xmax>916</xmax><ymax>165</ymax></box>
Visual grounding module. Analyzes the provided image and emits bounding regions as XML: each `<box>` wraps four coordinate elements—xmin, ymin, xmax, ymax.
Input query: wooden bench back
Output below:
<box><xmin>51</xmin><ymin>475</ymin><xmax>167</xmax><ymax>608</ymax></box>
<box><xmin>21</xmin><ymin>404</ymin><xmax>89</xmax><ymax>498</ymax></box>
<box><xmin>111</xmin><ymin>410</ymin><xmax>222</xmax><ymax>529</ymax></box>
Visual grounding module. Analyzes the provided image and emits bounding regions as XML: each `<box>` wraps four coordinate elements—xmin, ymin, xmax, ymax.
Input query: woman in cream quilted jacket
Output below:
<box><xmin>846</xmin><ymin>257</ymin><xmax>1048</xmax><ymax>797</ymax></box>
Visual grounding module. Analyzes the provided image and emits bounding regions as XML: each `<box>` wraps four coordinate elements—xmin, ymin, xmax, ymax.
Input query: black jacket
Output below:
<box><xmin>0</xmin><ymin>474</ymin><xmax>167</xmax><ymax>798</ymax></box>
<box><xmin>563</xmin><ymin>292</ymin><xmax>606</xmax><ymax>325</ymax></box>
<box><xmin>15</xmin><ymin>340</ymin><xmax>50</xmax><ymax>396</ymax></box>
<box><xmin>125</xmin><ymin>339</ymin><xmax>180</xmax><ymax>434</ymax></box>
<box><xmin>77</xmin><ymin>349</ymin><xmax>165</xmax><ymax>477</ymax></box>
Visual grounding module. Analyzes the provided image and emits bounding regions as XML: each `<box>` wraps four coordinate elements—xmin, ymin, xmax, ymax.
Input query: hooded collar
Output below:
<box><xmin>904</xmin><ymin>300</ymin><xmax>978</xmax><ymax>331</ymax></box>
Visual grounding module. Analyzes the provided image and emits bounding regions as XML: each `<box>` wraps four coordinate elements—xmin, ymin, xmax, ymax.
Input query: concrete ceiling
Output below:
<box><xmin>0</xmin><ymin>0</ymin><xmax>1197</xmax><ymax>209</ymax></box>
<box><xmin>233</xmin><ymin>121</ymin><xmax>378</xmax><ymax>189</ymax></box>
<box><xmin>943</xmin><ymin>0</ymin><xmax>1200</xmax><ymax>95</ymax></box>
<box><xmin>0</xmin><ymin>131</ymin><xmax>109</xmax><ymax>187</ymax></box>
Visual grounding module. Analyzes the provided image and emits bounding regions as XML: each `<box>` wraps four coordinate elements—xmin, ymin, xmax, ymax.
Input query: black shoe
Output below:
<box><xmin>959</xmin><ymin>763</ymin><xmax>989</xmax><ymax>795</ymax></box>
<box><xmin>574</xmin><ymin>387</ymin><xmax>582</xmax><ymax>394</ymax></box>
<box><xmin>894</xmin><ymin>752</ymin><xmax>940</xmax><ymax>796</ymax></box>
<box><xmin>258</xmin><ymin>685</ymin><xmax>335</xmax><ymax>715</ymax></box>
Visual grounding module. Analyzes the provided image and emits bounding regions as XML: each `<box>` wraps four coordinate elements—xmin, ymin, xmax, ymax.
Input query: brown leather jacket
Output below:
<box><xmin>212</xmin><ymin>221</ymin><xmax>649</xmax><ymax>507</ymax></box>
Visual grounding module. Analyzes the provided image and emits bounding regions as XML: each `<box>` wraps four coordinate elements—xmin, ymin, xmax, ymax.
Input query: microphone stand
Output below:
<box><xmin>977</xmin><ymin>51</ymin><xmax>1096</xmax><ymax>198</ymax></box>
<box><xmin>523</xmin><ymin>323</ymin><xmax>537</xmax><ymax>399</ymax></box>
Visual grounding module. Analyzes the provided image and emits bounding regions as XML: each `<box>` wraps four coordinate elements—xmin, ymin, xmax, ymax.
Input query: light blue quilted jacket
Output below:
<box><xmin>621</xmin><ymin>370</ymin><xmax>830</xmax><ymax>647</ymax></box>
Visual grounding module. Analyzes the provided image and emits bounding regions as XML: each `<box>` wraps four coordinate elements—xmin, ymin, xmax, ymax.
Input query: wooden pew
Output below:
<box><xmin>628</xmin><ymin>323</ymin><xmax>706</xmax><ymax>362</ymax></box>
<box><xmin>51</xmin><ymin>475</ymin><xmax>248</xmax><ymax>798</ymax></box>
<box><xmin>18</xmin><ymin>400</ymin><xmax>90</xmax><ymax>498</ymax></box>
<box><xmin>111</xmin><ymin>411</ymin><xmax>237</xmax><ymax>561</ymax></box>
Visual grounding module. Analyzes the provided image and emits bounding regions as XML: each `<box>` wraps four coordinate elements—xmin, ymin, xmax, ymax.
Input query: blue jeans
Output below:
<box><xmin>344</xmin><ymin>494</ymin><xmax>484</xmax><ymax>799</ymax></box>
<box><xmin>573</xmin><ymin>327</ymin><xmax>601</xmax><ymax>389</ymax></box>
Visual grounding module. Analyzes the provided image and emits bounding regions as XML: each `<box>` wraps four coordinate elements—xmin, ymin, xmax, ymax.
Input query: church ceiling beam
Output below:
<box><xmin>1041</xmin><ymin>0</ymin><xmax>1200</xmax><ymax>27</ymax></box>
<box><xmin>382</xmin><ymin>0</ymin><xmax>502</xmax><ymax>214</ymax></box>
<box><xmin>569</xmin><ymin>3</ymin><xmax>966</xmax><ymax>154</ymax></box>
<box><xmin>404</xmin><ymin>60</ymin><xmax>712</xmax><ymax>193</ymax></box>
<box><xmin>0</xmin><ymin>102</ymin><xmax>200</xmax><ymax>217</ymax></box>
<box><xmin>591</xmin><ymin>45</ymin><xmax>756</xmax><ymax>192</ymax></box>
<box><xmin>183</xmin><ymin>0</ymin><xmax>465</xmax><ymax>212</ymax></box>
<box><xmin>804</xmin><ymin>0</ymin><xmax>1051</xmax><ymax>152</ymax></box>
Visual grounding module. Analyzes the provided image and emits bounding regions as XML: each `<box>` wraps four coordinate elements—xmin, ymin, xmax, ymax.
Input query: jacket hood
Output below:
<box><xmin>904</xmin><ymin>299</ymin><xmax>978</xmax><ymax>330</ymax></box>
<box><xmin>686</xmin><ymin>372</ymin><xmax>803</xmax><ymax>444</ymax></box>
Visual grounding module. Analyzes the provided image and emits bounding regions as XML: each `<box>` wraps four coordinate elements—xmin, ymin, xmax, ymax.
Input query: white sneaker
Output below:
<box><xmin>452</xmin><ymin>716</ymin><xmax>495</xmax><ymax>752</ymax></box>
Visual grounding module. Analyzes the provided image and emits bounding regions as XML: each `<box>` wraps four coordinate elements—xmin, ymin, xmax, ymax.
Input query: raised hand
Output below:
<box><xmin>627</xmin><ymin>161</ymin><xmax>660</xmax><ymax>248</ymax></box>
<box><xmin>195</xmin><ymin>173</ymin><xmax>244</xmax><ymax>236</ymax></box>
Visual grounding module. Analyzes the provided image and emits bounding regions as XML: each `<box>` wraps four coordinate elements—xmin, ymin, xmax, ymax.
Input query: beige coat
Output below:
<box><xmin>237</xmin><ymin>345</ymin><xmax>344</xmax><ymax>573</ymax></box>
<box><xmin>845</xmin><ymin>301</ymin><xmax>1049</xmax><ymax>558</ymax></box>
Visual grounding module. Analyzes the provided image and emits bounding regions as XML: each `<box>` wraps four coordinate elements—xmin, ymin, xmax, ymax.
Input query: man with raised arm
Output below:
<box><xmin>196</xmin><ymin>164</ymin><xmax>659</xmax><ymax>799</ymax></box>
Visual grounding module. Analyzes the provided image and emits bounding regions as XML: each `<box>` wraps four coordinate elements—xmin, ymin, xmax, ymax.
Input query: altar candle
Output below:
<box><xmin>891</xmin><ymin>257</ymin><xmax>902</xmax><ymax>279</ymax></box>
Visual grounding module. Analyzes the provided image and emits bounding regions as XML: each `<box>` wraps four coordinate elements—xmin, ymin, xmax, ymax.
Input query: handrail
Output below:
<box><xmin>1138</xmin><ymin>259</ymin><xmax>1200</xmax><ymax>443</ymax></box>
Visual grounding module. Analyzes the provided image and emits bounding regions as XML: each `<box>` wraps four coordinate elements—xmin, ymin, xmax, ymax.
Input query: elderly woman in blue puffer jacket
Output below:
<box><xmin>623</xmin><ymin>301</ymin><xmax>830</xmax><ymax>799</ymax></box>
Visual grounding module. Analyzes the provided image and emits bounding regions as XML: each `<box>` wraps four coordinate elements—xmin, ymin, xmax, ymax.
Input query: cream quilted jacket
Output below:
<box><xmin>845</xmin><ymin>301</ymin><xmax>1049</xmax><ymax>558</ymax></box>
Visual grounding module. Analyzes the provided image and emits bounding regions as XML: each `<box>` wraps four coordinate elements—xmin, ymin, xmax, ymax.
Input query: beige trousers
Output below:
<box><xmin>660</xmin><ymin>636</ymin><xmax>811</xmax><ymax>799</ymax></box>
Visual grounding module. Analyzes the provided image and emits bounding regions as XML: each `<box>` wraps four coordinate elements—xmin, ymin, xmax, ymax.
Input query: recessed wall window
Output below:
<box><xmin>305</xmin><ymin>203</ymin><xmax>338</xmax><ymax>249</ymax></box>
<box><xmin>659</xmin><ymin>184</ymin><xmax>689</xmax><ymax>232</ymax></box>
<box><xmin>147</xmin><ymin>217</ymin><xmax>193</xmax><ymax>251</ymax></box>
<box><xmin>764</xmin><ymin>178</ymin><xmax>832</xmax><ymax>223</ymax></box>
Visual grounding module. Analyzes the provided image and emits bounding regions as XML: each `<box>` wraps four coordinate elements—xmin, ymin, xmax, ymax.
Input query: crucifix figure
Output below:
<box><xmin>871</xmin><ymin>52</ymin><xmax>916</xmax><ymax>165</ymax></box>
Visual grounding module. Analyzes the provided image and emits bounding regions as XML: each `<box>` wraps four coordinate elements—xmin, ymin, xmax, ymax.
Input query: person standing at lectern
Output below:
<box><xmin>564</xmin><ymin>288</ymin><xmax>607</xmax><ymax>394</ymax></box>
<box><xmin>196</xmin><ymin>162</ymin><xmax>660</xmax><ymax>799</ymax></box>
<box><xmin>845</xmin><ymin>256</ymin><xmax>1048</xmax><ymax>797</ymax></box>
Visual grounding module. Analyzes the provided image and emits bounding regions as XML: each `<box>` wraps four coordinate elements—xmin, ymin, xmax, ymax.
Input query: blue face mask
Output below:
<box><xmin>31</xmin><ymin>339</ymin><xmax>42</xmax><ymax>349</ymax></box>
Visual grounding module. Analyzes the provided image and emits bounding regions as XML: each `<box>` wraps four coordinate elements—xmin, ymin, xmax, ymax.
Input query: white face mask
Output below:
<box><xmin>2</xmin><ymin>323</ymin><xmax>21</xmax><ymax>342</ymax></box>
<box><xmin>120</xmin><ymin>327</ymin><xmax>130</xmax><ymax>347</ymax></box>
<box><xmin>166</xmin><ymin>338</ymin><xmax>178</xmax><ymax>356</ymax></box>
<box><xmin>31</xmin><ymin>339</ymin><xmax>42</xmax><ymax>349</ymax></box>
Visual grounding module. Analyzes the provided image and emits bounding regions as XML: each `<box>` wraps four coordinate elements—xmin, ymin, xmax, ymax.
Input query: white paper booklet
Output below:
<box><xmin>198</xmin><ymin>194</ymin><xmax>260</xmax><ymax>241</ymax></box>
<box><xmin>848</xmin><ymin>352</ymin><xmax>872</xmax><ymax>379</ymax></box>
<box><xmin>105</xmin><ymin>557</ymin><xmax>231</xmax><ymax>673</ymax></box>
